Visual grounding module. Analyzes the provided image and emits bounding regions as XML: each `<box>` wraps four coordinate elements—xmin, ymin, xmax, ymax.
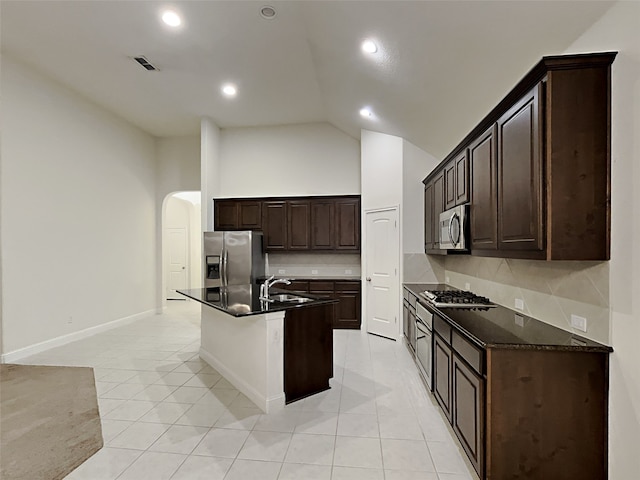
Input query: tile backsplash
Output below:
<box><xmin>267</xmin><ymin>253</ymin><xmax>361</xmax><ymax>278</ymax></box>
<box><xmin>404</xmin><ymin>253</ymin><xmax>445</xmax><ymax>284</ymax></box>
<box><xmin>444</xmin><ymin>256</ymin><xmax>610</xmax><ymax>345</ymax></box>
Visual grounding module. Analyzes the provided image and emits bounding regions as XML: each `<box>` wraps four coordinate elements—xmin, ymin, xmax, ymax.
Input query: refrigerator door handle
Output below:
<box><xmin>223</xmin><ymin>250</ymin><xmax>228</xmax><ymax>286</ymax></box>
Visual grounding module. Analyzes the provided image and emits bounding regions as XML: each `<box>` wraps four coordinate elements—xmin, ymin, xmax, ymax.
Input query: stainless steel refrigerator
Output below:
<box><xmin>203</xmin><ymin>231</ymin><xmax>265</xmax><ymax>288</ymax></box>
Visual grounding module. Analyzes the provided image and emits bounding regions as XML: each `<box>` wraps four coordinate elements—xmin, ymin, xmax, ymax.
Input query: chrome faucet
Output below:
<box><xmin>259</xmin><ymin>275</ymin><xmax>291</xmax><ymax>300</ymax></box>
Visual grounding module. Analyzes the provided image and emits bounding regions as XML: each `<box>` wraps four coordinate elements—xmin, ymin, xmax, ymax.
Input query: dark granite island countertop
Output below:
<box><xmin>177</xmin><ymin>285</ymin><xmax>337</xmax><ymax>317</ymax></box>
<box><xmin>403</xmin><ymin>283</ymin><xmax>612</xmax><ymax>353</ymax></box>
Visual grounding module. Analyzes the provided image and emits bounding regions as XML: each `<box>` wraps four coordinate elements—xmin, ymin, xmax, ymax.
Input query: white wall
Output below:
<box><xmin>0</xmin><ymin>56</ymin><xmax>157</xmax><ymax>356</ymax></box>
<box><xmin>401</xmin><ymin>139</ymin><xmax>443</xmax><ymax>283</ymax></box>
<box><xmin>218</xmin><ymin>122</ymin><xmax>360</xmax><ymax>198</ymax></box>
<box><xmin>361</xmin><ymin>130</ymin><xmax>403</xmax><ymax>212</ymax></box>
<box><xmin>156</xmin><ymin>135</ymin><xmax>201</xmax><ymax>309</ymax></box>
<box><xmin>562</xmin><ymin>3</ymin><xmax>640</xmax><ymax>477</ymax></box>
<box><xmin>402</xmin><ymin>139</ymin><xmax>439</xmax><ymax>253</ymax></box>
<box><xmin>201</xmin><ymin>118</ymin><xmax>221</xmax><ymax>232</ymax></box>
<box><xmin>156</xmin><ymin>136</ymin><xmax>201</xmax><ymax>200</ymax></box>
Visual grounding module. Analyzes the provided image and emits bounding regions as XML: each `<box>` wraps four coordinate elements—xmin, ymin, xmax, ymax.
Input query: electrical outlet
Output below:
<box><xmin>514</xmin><ymin>314</ymin><xmax>524</xmax><ymax>327</ymax></box>
<box><xmin>515</xmin><ymin>298</ymin><xmax>525</xmax><ymax>311</ymax></box>
<box><xmin>571</xmin><ymin>314</ymin><xmax>588</xmax><ymax>332</ymax></box>
<box><xmin>446</xmin><ymin>276</ymin><xmax>450</xmax><ymax>283</ymax></box>
<box><xmin>311</xmin><ymin>269</ymin><xmax>318</xmax><ymax>275</ymax></box>
<box><xmin>464</xmin><ymin>282</ymin><xmax>470</xmax><ymax>291</ymax></box>
<box><xmin>278</xmin><ymin>269</ymin><xmax>286</xmax><ymax>274</ymax></box>
<box><xmin>345</xmin><ymin>269</ymin><xmax>353</xmax><ymax>275</ymax></box>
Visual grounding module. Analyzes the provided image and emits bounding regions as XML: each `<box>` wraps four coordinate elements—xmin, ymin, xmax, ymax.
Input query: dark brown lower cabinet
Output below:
<box><xmin>433</xmin><ymin>334</ymin><xmax>453</xmax><ymax>422</ymax></box>
<box><xmin>431</xmin><ymin>312</ymin><xmax>609</xmax><ymax>480</ymax></box>
<box><xmin>453</xmin><ymin>355</ymin><xmax>483</xmax><ymax>475</ymax></box>
<box><xmin>283</xmin><ymin>279</ymin><xmax>361</xmax><ymax>329</ymax></box>
<box><xmin>485</xmin><ymin>348</ymin><xmax>608</xmax><ymax>480</ymax></box>
<box><xmin>283</xmin><ymin>304</ymin><xmax>333</xmax><ymax>403</ymax></box>
<box><xmin>333</xmin><ymin>282</ymin><xmax>361</xmax><ymax>329</ymax></box>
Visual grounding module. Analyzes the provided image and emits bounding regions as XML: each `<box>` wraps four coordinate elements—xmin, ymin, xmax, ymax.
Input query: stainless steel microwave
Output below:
<box><xmin>439</xmin><ymin>204</ymin><xmax>468</xmax><ymax>250</ymax></box>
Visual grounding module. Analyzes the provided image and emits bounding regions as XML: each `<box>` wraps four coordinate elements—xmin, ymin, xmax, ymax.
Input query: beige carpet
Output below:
<box><xmin>0</xmin><ymin>364</ymin><xmax>103</xmax><ymax>480</ymax></box>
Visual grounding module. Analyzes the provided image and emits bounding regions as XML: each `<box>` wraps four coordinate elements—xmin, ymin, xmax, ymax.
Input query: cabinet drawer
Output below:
<box><xmin>335</xmin><ymin>281</ymin><xmax>360</xmax><ymax>293</ymax></box>
<box><xmin>433</xmin><ymin>315</ymin><xmax>452</xmax><ymax>344</ymax></box>
<box><xmin>452</xmin><ymin>330</ymin><xmax>483</xmax><ymax>374</ymax></box>
<box><xmin>408</xmin><ymin>293</ymin><xmax>417</xmax><ymax>310</ymax></box>
<box><xmin>308</xmin><ymin>281</ymin><xmax>334</xmax><ymax>293</ymax></box>
<box><xmin>284</xmin><ymin>281</ymin><xmax>309</xmax><ymax>293</ymax></box>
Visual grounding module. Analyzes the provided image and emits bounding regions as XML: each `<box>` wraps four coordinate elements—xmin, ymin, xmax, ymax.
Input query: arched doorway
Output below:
<box><xmin>162</xmin><ymin>192</ymin><xmax>202</xmax><ymax>301</ymax></box>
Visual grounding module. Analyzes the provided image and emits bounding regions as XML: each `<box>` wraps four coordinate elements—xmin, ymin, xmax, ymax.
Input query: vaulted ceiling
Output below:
<box><xmin>1</xmin><ymin>0</ymin><xmax>614</xmax><ymax>157</ymax></box>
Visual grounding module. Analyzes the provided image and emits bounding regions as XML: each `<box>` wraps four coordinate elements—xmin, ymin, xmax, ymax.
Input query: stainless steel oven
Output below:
<box><xmin>415</xmin><ymin>302</ymin><xmax>433</xmax><ymax>390</ymax></box>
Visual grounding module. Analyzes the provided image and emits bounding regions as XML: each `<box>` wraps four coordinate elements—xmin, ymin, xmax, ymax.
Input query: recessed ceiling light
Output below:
<box><xmin>161</xmin><ymin>10</ymin><xmax>181</xmax><ymax>27</ymax></box>
<box><xmin>362</xmin><ymin>40</ymin><xmax>378</xmax><ymax>54</ymax></box>
<box><xmin>222</xmin><ymin>84</ymin><xmax>237</xmax><ymax>97</ymax></box>
<box><xmin>260</xmin><ymin>5</ymin><xmax>277</xmax><ymax>19</ymax></box>
<box><xmin>359</xmin><ymin>107</ymin><xmax>373</xmax><ymax>118</ymax></box>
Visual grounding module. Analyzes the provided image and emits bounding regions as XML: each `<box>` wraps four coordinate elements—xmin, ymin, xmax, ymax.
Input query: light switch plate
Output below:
<box><xmin>311</xmin><ymin>269</ymin><xmax>319</xmax><ymax>275</ymax></box>
<box><xmin>571</xmin><ymin>314</ymin><xmax>588</xmax><ymax>332</ymax></box>
<box><xmin>514</xmin><ymin>314</ymin><xmax>524</xmax><ymax>327</ymax></box>
<box><xmin>345</xmin><ymin>269</ymin><xmax>353</xmax><ymax>275</ymax></box>
<box><xmin>515</xmin><ymin>298</ymin><xmax>525</xmax><ymax>310</ymax></box>
<box><xmin>446</xmin><ymin>276</ymin><xmax>450</xmax><ymax>283</ymax></box>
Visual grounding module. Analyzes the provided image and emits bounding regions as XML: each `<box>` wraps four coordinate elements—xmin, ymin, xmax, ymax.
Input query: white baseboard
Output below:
<box><xmin>199</xmin><ymin>347</ymin><xmax>285</xmax><ymax>414</ymax></box>
<box><xmin>0</xmin><ymin>309</ymin><xmax>156</xmax><ymax>363</ymax></box>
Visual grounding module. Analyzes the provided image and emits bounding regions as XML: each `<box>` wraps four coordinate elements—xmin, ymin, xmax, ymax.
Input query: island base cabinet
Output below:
<box><xmin>284</xmin><ymin>304</ymin><xmax>333</xmax><ymax>404</ymax></box>
<box><xmin>485</xmin><ymin>348</ymin><xmax>608</xmax><ymax>480</ymax></box>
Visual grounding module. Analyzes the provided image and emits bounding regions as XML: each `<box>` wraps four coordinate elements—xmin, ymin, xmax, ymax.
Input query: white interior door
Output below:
<box><xmin>365</xmin><ymin>208</ymin><xmax>399</xmax><ymax>340</ymax></box>
<box><xmin>167</xmin><ymin>227</ymin><xmax>188</xmax><ymax>299</ymax></box>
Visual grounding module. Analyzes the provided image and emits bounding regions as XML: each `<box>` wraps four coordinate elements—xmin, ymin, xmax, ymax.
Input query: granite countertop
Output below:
<box><xmin>403</xmin><ymin>283</ymin><xmax>612</xmax><ymax>353</ymax></box>
<box><xmin>177</xmin><ymin>285</ymin><xmax>337</xmax><ymax>317</ymax></box>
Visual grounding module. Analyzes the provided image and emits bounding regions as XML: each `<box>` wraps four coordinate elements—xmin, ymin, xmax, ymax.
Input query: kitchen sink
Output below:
<box><xmin>269</xmin><ymin>294</ymin><xmax>314</xmax><ymax>303</ymax></box>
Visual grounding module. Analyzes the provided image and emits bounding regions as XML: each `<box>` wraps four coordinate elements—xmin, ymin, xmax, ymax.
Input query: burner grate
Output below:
<box><xmin>420</xmin><ymin>289</ymin><xmax>495</xmax><ymax>308</ymax></box>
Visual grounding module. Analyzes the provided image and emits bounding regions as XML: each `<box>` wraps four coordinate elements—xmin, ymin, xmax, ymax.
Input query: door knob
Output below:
<box><xmin>366</xmin><ymin>277</ymin><xmax>372</xmax><ymax>282</ymax></box>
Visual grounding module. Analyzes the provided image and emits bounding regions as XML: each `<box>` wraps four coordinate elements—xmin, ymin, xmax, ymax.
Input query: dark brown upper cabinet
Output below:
<box><xmin>455</xmin><ymin>151</ymin><xmax>470</xmax><ymax>205</ymax></box>
<box><xmin>433</xmin><ymin>170</ymin><xmax>445</xmax><ymax>249</ymax></box>
<box><xmin>445</xmin><ymin>150</ymin><xmax>470</xmax><ymax>211</ymax></box>
<box><xmin>214</xmin><ymin>195</ymin><xmax>360</xmax><ymax>253</ymax></box>
<box><xmin>424</xmin><ymin>181</ymin><xmax>435</xmax><ymax>251</ymax></box>
<box><xmin>214</xmin><ymin>199</ymin><xmax>262</xmax><ymax>231</ymax></box>
<box><xmin>263</xmin><ymin>201</ymin><xmax>287</xmax><ymax>251</ymax></box>
<box><xmin>238</xmin><ymin>201</ymin><xmax>262</xmax><ymax>230</ymax></box>
<box><xmin>287</xmin><ymin>200</ymin><xmax>311</xmax><ymax>250</ymax></box>
<box><xmin>469</xmin><ymin>126</ymin><xmax>498</xmax><ymax>250</ymax></box>
<box><xmin>423</xmin><ymin>52</ymin><xmax>616</xmax><ymax>261</ymax></box>
<box><xmin>214</xmin><ymin>200</ymin><xmax>239</xmax><ymax>230</ymax></box>
<box><xmin>335</xmin><ymin>198</ymin><xmax>360</xmax><ymax>251</ymax></box>
<box><xmin>497</xmin><ymin>84</ymin><xmax>544</xmax><ymax>253</ymax></box>
<box><xmin>311</xmin><ymin>200</ymin><xmax>335</xmax><ymax>250</ymax></box>
<box><xmin>444</xmin><ymin>160</ymin><xmax>456</xmax><ymax>210</ymax></box>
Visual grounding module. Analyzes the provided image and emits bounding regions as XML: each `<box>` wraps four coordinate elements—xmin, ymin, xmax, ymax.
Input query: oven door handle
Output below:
<box><xmin>415</xmin><ymin>317</ymin><xmax>430</xmax><ymax>337</ymax></box>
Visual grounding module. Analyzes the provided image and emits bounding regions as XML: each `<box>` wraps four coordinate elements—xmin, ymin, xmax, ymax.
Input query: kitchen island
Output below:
<box><xmin>178</xmin><ymin>285</ymin><xmax>336</xmax><ymax>413</ymax></box>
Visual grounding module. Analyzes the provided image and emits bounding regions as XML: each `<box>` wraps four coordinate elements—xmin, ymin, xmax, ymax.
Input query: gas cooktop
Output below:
<box><xmin>420</xmin><ymin>289</ymin><xmax>496</xmax><ymax>309</ymax></box>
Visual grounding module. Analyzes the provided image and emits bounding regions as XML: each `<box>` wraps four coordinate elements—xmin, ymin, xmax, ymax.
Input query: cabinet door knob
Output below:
<box><xmin>366</xmin><ymin>277</ymin><xmax>372</xmax><ymax>282</ymax></box>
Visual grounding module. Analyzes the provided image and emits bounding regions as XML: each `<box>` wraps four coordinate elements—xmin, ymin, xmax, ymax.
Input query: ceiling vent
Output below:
<box><xmin>133</xmin><ymin>56</ymin><xmax>158</xmax><ymax>71</ymax></box>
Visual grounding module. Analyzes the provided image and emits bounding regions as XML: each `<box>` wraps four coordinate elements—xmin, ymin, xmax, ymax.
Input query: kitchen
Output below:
<box><xmin>0</xmin><ymin>1</ymin><xmax>639</xmax><ymax>479</ymax></box>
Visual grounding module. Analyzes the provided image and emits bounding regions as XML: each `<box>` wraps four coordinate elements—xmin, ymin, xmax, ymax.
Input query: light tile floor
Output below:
<box><xmin>18</xmin><ymin>300</ymin><xmax>477</xmax><ymax>480</ymax></box>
